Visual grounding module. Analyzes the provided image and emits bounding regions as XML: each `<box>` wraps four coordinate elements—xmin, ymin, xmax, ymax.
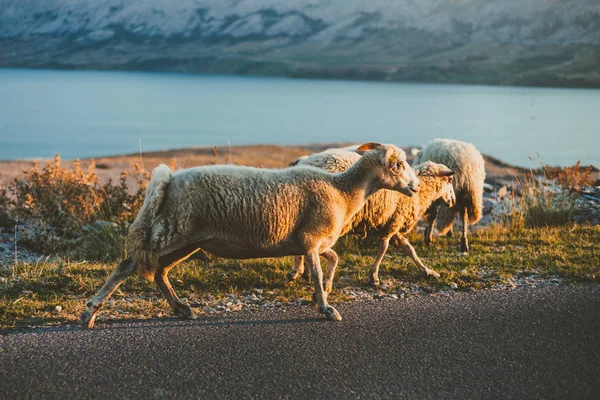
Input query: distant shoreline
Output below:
<box><xmin>3</xmin><ymin>65</ymin><xmax>600</xmax><ymax>91</ymax></box>
<box><xmin>0</xmin><ymin>143</ymin><xmax>529</xmax><ymax>190</ymax></box>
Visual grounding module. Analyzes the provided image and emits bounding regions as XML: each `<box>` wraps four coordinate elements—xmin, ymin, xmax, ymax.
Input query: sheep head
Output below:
<box><xmin>415</xmin><ymin>161</ymin><xmax>456</xmax><ymax>207</ymax></box>
<box><xmin>357</xmin><ymin>142</ymin><xmax>420</xmax><ymax>197</ymax></box>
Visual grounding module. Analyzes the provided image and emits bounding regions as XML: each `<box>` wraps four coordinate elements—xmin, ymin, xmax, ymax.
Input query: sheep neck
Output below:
<box><xmin>415</xmin><ymin>176</ymin><xmax>444</xmax><ymax>216</ymax></box>
<box><xmin>333</xmin><ymin>154</ymin><xmax>381</xmax><ymax>218</ymax></box>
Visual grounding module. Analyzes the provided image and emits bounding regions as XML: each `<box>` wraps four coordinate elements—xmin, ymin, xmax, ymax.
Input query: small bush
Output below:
<box><xmin>501</xmin><ymin>171</ymin><xmax>577</xmax><ymax>229</ymax></box>
<box><xmin>10</xmin><ymin>155</ymin><xmax>100</xmax><ymax>231</ymax></box>
<box><xmin>76</xmin><ymin>221</ymin><xmax>128</xmax><ymax>261</ymax></box>
<box><xmin>542</xmin><ymin>161</ymin><xmax>594</xmax><ymax>191</ymax></box>
<box><xmin>7</xmin><ymin>155</ymin><xmax>152</xmax><ymax>257</ymax></box>
<box><xmin>0</xmin><ymin>185</ymin><xmax>12</xmax><ymax>228</ymax></box>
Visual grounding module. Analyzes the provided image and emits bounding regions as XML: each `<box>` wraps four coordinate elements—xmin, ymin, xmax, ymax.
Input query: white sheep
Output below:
<box><xmin>414</xmin><ymin>138</ymin><xmax>486</xmax><ymax>252</ymax></box>
<box><xmin>287</xmin><ymin>148</ymin><xmax>456</xmax><ymax>286</ymax></box>
<box><xmin>81</xmin><ymin>143</ymin><xmax>420</xmax><ymax>328</ymax></box>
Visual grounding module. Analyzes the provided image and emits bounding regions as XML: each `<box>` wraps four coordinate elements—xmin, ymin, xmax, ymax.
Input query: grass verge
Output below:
<box><xmin>1</xmin><ymin>224</ymin><xmax>598</xmax><ymax>331</ymax></box>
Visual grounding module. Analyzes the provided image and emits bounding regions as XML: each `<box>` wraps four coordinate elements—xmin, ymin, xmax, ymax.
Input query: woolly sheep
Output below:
<box><xmin>287</xmin><ymin>149</ymin><xmax>456</xmax><ymax>286</ymax></box>
<box><xmin>414</xmin><ymin>138</ymin><xmax>486</xmax><ymax>252</ymax></box>
<box><xmin>81</xmin><ymin>143</ymin><xmax>420</xmax><ymax>328</ymax></box>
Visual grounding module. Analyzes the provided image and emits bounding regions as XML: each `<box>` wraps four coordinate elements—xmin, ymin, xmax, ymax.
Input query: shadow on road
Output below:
<box><xmin>13</xmin><ymin>314</ymin><xmax>327</xmax><ymax>334</ymax></box>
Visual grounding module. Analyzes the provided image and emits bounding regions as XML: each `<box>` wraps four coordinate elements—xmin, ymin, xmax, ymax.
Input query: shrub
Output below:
<box><xmin>542</xmin><ymin>161</ymin><xmax>594</xmax><ymax>191</ymax></box>
<box><xmin>77</xmin><ymin>221</ymin><xmax>128</xmax><ymax>261</ymax></box>
<box><xmin>0</xmin><ymin>185</ymin><xmax>12</xmax><ymax>228</ymax></box>
<box><xmin>7</xmin><ymin>155</ymin><xmax>152</xmax><ymax>258</ymax></box>
<box><xmin>501</xmin><ymin>170</ymin><xmax>577</xmax><ymax>230</ymax></box>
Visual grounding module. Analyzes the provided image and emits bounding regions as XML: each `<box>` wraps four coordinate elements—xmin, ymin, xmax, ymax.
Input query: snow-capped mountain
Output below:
<box><xmin>1</xmin><ymin>0</ymin><xmax>599</xmax><ymax>86</ymax></box>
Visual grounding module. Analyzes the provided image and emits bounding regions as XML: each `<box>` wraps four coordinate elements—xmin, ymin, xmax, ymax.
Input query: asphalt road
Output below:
<box><xmin>1</xmin><ymin>284</ymin><xmax>599</xmax><ymax>399</ymax></box>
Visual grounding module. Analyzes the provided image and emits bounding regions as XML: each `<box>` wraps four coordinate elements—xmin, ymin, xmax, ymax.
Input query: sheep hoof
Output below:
<box><xmin>425</xmin><ymin>269</ymin><xmax>441</xmax><ymax>279</ymax></box>
<box><xmin>323</xmin><ymin>306</ymin><xmax>342</xmax><ymax>321</ymax></box>
<box><xmin>286</xmin><ymin>270</ymin><xmax>300</xmax><ymax>283</ymax></box>
<box><xmin>423</xmin><ymin>234</ymin><xmax>432</xmax><ymax>247</ymax></box>
<box><xmin>175</xmin><ymin>304</ymin><xmax>197</xmax><ymax>320</ymax></box>
<box><xmin>369</xmin><ymin>277</ymin><xmax>380</xmax><ymax>287</ymax></box>
<box><xmin>80</xmin><ymin>310</ymin><xmax>96</xmax><ymax>329</ymax></box>
<box><xmin>460</xmin><ymin>242</ymin><xmax>469</xmax><ymax>253</ymax></box>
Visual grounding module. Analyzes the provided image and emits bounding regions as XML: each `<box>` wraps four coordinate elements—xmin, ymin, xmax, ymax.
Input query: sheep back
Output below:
<box><xmin>127</xmin><ymin>163</ymin><xmax>351</xmax><ymax>277</ymax></box>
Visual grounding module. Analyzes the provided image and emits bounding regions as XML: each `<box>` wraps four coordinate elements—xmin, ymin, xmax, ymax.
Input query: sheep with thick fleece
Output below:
<box><xmin>414</xmin><ymin>138</ymin><xmax>485</xmax><ymax>252</ymax></box>
<box><xmin>81</xmin><ymin>143</ymin><xmax>420</xmax><ymax>328</ymax></box>
<box><xmin>287</xmin><ymin>148</ymin><xmax>455</xmax><ymax>286</ymax></box>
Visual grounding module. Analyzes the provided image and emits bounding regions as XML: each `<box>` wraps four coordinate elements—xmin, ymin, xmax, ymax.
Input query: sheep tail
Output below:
<box><xmin>464</xmin><ymin>188</ymin><xmax>483</xmax><ymax>224</ymax></box>
<box><xmin>126</xmin><ymin>164</ymin><xmax>172</xmax><ymax>280</ymax></box>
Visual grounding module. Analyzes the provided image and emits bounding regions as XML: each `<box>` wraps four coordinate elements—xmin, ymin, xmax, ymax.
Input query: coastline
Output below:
<box><xmin>0</xmin><ymin>143</ymin><xmax>524</xmax><ymax>189</ymax></box>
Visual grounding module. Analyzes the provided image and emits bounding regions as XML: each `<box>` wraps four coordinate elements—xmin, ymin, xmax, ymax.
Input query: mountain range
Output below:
<box><xmin>1</xmin><ymin>0</ymin><xmax>599</xmax><ymax>87</ymax></box>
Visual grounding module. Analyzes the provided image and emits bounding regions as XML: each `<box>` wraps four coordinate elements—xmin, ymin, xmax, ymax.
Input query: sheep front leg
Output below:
<box><xmin>393</xmin><ymin>234</ymin><xmax>440</xmax><ymax>278</ymax></box>
<box><xmin>368</xmin><ymin>237</ymin><xmax>391</xmax><ymax>286</ymax></box>
<box><xmin>321</xmin><ymin>248</ymin><xmax>339</xmax><ymax>294</ymax></box>
<box><xmin>306</xmin><ymin>250</ymin><xmax>342</xmax><ymax>321</ymax></box>
<box><xmin>81</xmin><ymin>258</ymin><xmax>135</xmax><ymax>329</ymax></box>
<box><xmin>424</xmin><ymin>205</ymin><xmax>438</xmax><ymax>247</ymax></box>
<box><xmin>460</xmin><ymin>207</ymin><xmax>469</xmax><ymax>253</ymax></box>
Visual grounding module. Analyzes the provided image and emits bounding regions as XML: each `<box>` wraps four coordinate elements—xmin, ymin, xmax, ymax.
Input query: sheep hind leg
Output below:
<box><xmin>155</xmin><ymin>270</ymin><xmax>196</xmax><ymax>320</ymax></box>
<box><xmin>307</xmin><ymin>250</ymin><xmax>341</xmax><ymax>321</ymax></box>
<box><xmin>394</xmin><ymin>234</ymin><xmax>440</xmax><ymax>278</ymax></box>
<box><xmin>155</xmin><ymin>246</ymin><xmax>202</xmax><ymax>319</ymax></box>
<box><xmin>368</xmin><ymin>237</ymin><xmax>391</xmax><ymax>287</ymax></box>
<box><xmin>460</xmin><ymin>207</ymin><xmax>469</xmax><ymax>253</ymax></box>
<box><xmin>321</xmin><ymin>249</ymin><xmax>339</xmax><ymax>295</ymax></box>
<box><xmin>81</xmin><ymin>257</ymin><xmax>136</xmax><ymax>329</ymax></box>
<box><xmin>423</xmin><ymin>205</ymin><xmax>438</xmax><ymax>247</ymax></box>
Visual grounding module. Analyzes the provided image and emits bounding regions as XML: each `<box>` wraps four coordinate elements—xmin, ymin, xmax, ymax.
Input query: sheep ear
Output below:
<box><xmin>356</xmin><ymin>142</ymin><xmax>381</xmax><ymax>154</ymax></box>
<box><xmin>437</xmin><ymin>170</ymin><xmax>455</xmax><ymax>177</ymax></box>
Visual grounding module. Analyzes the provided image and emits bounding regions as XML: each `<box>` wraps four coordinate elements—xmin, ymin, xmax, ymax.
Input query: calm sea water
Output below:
<box><xmin>0</xmin><ymin>68</ymin><xmax>598</xmax><ymax>167</ymax></box>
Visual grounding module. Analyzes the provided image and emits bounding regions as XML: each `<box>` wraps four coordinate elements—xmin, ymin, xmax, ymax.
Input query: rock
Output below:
<box><xmin>379</xmin><ymin>283</ymin><xmax>389</xmax><ymax>291</ymax></box>
<box><xmin>54</xmin><ymin>305</ymin><xmax>63</xmax><ymax>313</ymax></box>
<box><xmin>497</xmin><ymin>185</ymin><xmax>508</xmax><ymax>200</ymax></box>
<box><xmin>483</xmin><ymin>198</ymin><xmax>496</xmax><ymax>214</ymax></box>
<box><xmin>0</xmin><ymin>277</ymin><xmax>6</xmax><ymax>284</ymax></box>
<box><xmin>450</xmin><ymin>282</ymin><xmax>458</xmax><ymax>290</ymax></box>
